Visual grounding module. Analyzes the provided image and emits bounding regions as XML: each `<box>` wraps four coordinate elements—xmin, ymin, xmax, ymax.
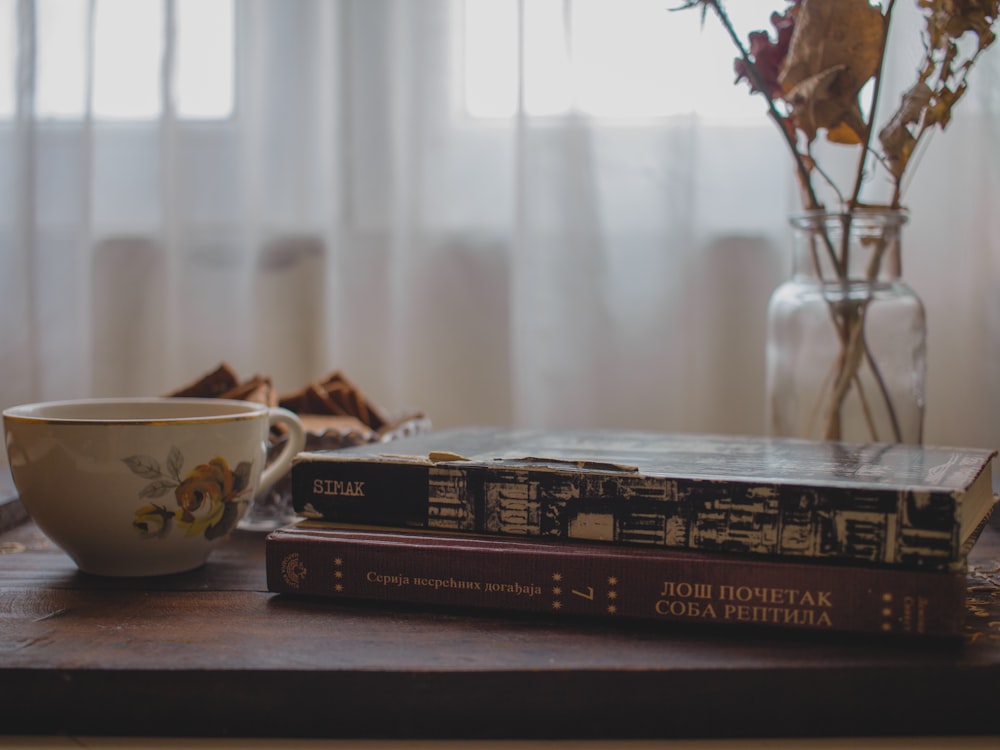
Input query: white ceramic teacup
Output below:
<box><xmin>3</xmin><ymin>397</ymin><xmax>306</xmax><ymax>576</ymax></box>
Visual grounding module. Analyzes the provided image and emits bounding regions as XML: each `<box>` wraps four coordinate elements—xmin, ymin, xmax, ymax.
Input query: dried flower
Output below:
<box><xmin>685</xmin><ymin>0</ymin><xmax>999</xmax><ymax>209</ymax></box>
<box><xmin>734</xmin><ymin>7</ymin><xmax>798</xmax><ymax>98</ymax></box>
<box><xmin>682</xmin><ymin>0</ymin><xmax>997</xmax><ymax>443</ymax></box>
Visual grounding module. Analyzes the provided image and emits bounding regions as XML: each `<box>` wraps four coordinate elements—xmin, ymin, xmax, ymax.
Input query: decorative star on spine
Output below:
<box><xmin>334</xmin><ymin>556</ymin><xmax>344</xmax><ymax>593</ymax></box>
<box><xmin>607</xmin><ymin>576</ymin><xmax>619</xmax><ymax>614</ymax></box>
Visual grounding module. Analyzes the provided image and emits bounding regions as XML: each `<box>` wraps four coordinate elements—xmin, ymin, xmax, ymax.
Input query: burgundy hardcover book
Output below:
<box><xmin>266</xmin><ymin>523</ymin><xmax>970</xmax><ymax>638</ymax></box>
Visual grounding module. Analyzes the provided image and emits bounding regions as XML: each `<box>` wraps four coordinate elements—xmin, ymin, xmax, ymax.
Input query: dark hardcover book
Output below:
<box><xmin>265</xmin><ymin>523</ymin><xmax>969</xmax><ymax>638</ymax></box>
<box><xmin>290</xmin><ymin>427</ymin><xmax>997</xmax><ymax>570</ymax></box>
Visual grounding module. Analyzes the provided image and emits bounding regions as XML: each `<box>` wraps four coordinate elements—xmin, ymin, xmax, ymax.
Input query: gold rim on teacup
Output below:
<box><xmin>3</xmin><ymin>397</ymin><xmax>271</xmax><ymax>425</ymax></box>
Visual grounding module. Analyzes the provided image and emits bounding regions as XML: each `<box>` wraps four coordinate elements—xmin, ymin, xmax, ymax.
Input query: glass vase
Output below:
<box><xmin>765</xmin><ymin>209</ymin><xmax>927</xmax><ymax>444</ymax></box>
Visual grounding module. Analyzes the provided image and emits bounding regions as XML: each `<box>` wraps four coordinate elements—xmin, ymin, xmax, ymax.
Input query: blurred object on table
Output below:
<box><xmin>167</xmin><ymin>363</ymin><xmax>431</xmax><ymax>530</ymax></box>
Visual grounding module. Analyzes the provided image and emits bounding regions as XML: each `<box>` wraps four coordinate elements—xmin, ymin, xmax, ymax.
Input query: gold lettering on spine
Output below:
<box><xmin>312</xmin><ymin>479</ymin><xmax>367</xmax><ymax>497</ymax></box>
<box><xmin>551</xmin><ymin>573</ymin><xmax>619</xmax><ymax>614</ymax></box>
<box><xmin>658</xmin><ymin>579</ymin><xmax>835</xmax><ymax>628</ymax></box>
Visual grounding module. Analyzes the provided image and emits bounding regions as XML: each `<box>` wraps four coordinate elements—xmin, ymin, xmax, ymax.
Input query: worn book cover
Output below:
<box><xmin>266</xmin><ymin>523</ymin><xmax>970</xmax><ymax>638</ymax></box>
<box><xmin>290</xmin><ymin>427</ymin><xmax>997</xmax><ymax>569</ymax></box>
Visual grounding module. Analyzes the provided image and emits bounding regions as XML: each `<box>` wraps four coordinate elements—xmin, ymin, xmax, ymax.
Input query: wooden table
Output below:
<box><xmin>2</xmin><ymin>496</ymin><xmax>1000</xmax><ymax>741</ymax></box>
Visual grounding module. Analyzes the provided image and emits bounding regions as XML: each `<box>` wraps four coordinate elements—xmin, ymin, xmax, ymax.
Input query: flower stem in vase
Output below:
<box><xmin>766</xmin><ymin>210</ymin><xmax>925</xmax><ymax>444</ymax></box>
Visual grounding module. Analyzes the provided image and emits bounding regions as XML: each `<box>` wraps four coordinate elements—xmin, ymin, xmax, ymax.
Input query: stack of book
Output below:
<box><xmin>265</xmin><ymin>427</ymin><xmax>997</xmax><ymax>638</ymax></box>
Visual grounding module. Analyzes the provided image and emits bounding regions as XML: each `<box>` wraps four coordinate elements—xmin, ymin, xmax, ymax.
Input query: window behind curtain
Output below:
<box><xmin>461</xmin><ymin>0</ymin><xmax>784</xmax><ymax>121</ymax></box>
<box><xmin>1</xmin><ymin>0</ymin><xmax>788</xmax><ymax>123</ymax></box>
<box><xmin>0</xmin><ymin>0</ymin><xmax>234</xmax><ymax>121</ymax></box>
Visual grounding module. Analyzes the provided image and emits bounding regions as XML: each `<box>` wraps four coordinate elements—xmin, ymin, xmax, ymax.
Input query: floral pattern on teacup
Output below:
<box><xmin>126</xmin><ymin>447</ymin><xmax>253</xmax><ymax>541</ymax></box>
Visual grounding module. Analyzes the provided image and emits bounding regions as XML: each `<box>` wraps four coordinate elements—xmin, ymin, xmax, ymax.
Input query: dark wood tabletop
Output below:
<box><xmin>2</xmin><ymin>493</ymin><xmax>999</xmax><ymax>740</ymax></box>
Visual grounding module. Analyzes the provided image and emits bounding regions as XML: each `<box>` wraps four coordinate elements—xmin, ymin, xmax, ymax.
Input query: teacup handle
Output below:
<box><xmin>259</xmin><ymin>407</ymin><xmax>306</xmax><ymax>493</ymax></box>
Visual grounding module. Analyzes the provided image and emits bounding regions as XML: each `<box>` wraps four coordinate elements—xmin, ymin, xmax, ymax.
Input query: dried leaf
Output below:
<box><xmin>878</xmin><ymin>82</ymin><xmax>933</xmax><ymax>178</ymax></box>
<box><xmin>778</xmin><ymin>0</ymin><xmax>886</xmax><ymax>141</ymax></box>
<box><xmin>734</xmin><ymin>6</ymin><xmax>799</xmax><ymax>98</ymax></box>
<box><xmin>926</xmin><ymin>82</ymin><xmax>967</xmax><ymax>128</ymax></box>
<box><xmin>920</xmin><ymin>0</ymin><xmax>1000</xmax><ymax>50</ymax></box>
<box><xmin>826</xmin><ymin>120</ymin><xmax>863</xmax><ymax>145</ymax></box>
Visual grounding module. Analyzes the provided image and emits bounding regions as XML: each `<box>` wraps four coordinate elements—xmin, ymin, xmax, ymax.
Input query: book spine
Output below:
<box><xmin>290</xmin><ymin>459</ymin><xmax>962</xmax><ymax>568</ymax></box>
<box><xmin>265</xmin><ymin>528</ymin><xmax>967</xmax><ymax>638</ymax></box>
<box><xmin>292</xmin><ymin>460</ymin><xmax>438</xmax><ymax>529</ymax></box>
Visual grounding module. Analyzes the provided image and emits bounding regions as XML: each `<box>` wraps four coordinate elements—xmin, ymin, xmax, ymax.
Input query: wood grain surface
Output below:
<box><xmin>2</xmin><ymin>507</ymin><xmax>999</xmax><ymax>740</ymax></box>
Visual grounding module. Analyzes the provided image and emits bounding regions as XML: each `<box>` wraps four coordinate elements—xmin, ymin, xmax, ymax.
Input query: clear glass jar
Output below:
<box><xmin>765</xmin><ymin>209</ymin><xmax>927</xmax><ymax>444</ymax></box>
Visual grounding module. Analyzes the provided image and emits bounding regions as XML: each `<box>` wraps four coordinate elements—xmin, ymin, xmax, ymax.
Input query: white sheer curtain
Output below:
<box><xmin>2</xmin><ymin>0</ymin><xmax>999</xmax><ymax>452</ymax></box>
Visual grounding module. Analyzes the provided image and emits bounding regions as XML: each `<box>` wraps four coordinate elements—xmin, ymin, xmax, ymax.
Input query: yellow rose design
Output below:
<box><xmin>132</xmin><ymin>504</ymin><xmax>173</xmax><ymax>539</ymax></box>
<box><xmin>175</xmin><ymin>457</ymin><xmax>236</xmax><ymax>522</ymax></box>
<box><xmin>126</xmin><ymin>449</ymin><xmax>253</xmax><ymax>541</ymax></box>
